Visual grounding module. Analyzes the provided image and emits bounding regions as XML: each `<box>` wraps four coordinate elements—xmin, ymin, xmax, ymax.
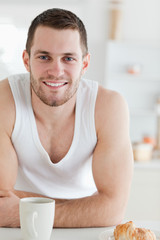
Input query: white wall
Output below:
<box><xmin>123</xmin><ymin>0</ymin><xmax>160</xmax><ymax>43</ymax></box>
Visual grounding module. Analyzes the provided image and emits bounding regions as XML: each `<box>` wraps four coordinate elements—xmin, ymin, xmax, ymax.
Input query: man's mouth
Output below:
<box><xmin>43</xmin><ymin>82</ymin><xmax>67</xmax><ymax>87</ymax></box>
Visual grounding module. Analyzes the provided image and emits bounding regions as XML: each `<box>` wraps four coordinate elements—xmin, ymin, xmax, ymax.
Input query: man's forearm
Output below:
<box><xmin>2</xmin><ymin>190</ymin><xmax>124</xmax><ymax>228</ymax></box>
<box><xmin>15</xmin><ymin>190</ymin><xmax>124</xmax><ymax>227</ymax></box>
<box><xmin>54</xmin><ymin>192</ymin><xmax>124</xmax><ymax>228</ymax></box>
<box><xmin>14</xmin><ymin>190</ymin><xmax>111</xmax><ymax>227</ymax></box>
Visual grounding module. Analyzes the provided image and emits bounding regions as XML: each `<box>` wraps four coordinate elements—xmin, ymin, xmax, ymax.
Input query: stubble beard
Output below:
<box><xmin>30</xmin><ymin>71</ymin><xmax>81</xmax><ymax>107</ymax></box>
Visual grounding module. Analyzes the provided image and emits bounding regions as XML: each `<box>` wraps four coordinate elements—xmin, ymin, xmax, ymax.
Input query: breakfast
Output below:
<box><xmin>114</xmin><ymin>221</ymin><xmax>156</xmax><ymax>240</ymax></box>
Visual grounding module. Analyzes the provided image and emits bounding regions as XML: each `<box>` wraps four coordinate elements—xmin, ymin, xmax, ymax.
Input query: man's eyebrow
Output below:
<box><xmin>34</xmin><ymin>50</ymin><xmax>78</xmax><ymax>57</ymax></box>
<box><xmin>63</xmin><ymin>52</ymin><xmax>78</xmax><ymax>56</ymax></box>
<box><xmin>34</xmin><ymin>50</ymin><xmax>50</xmax><ymax>55</ymax></box>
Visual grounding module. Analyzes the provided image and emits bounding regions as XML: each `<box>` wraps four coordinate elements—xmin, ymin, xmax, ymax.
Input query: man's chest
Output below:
<box><xmin>36</xmin><ymin>120</ymin><xmax>75</xmax><ymax>164</ymax></box>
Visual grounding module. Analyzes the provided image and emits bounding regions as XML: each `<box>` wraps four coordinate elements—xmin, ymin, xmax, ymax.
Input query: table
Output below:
<box><xmin>0</xmin><ymin>221</ymin><xmax>159</xmax><ymax>240</ymax></box>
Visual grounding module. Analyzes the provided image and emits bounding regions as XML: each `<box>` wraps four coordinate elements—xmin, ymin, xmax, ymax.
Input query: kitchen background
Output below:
<box><xmin>0</xmin><ymin>0</ymin><xmax>160</xmax><ymax>221</ymax></box>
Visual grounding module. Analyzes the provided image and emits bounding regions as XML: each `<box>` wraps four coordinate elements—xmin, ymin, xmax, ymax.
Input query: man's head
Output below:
<box><xmin>23</xmin><ymin>8</ymin><xmax>90</xmax><ymax>107</ymax></box>
<box><xmin>26</xmin><ymin>8</ymin><xmax>88</xmax><ymax>58</ymax></box>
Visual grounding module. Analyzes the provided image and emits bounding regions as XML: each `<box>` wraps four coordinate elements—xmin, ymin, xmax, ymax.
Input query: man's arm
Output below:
<box><xmin>0</xmin><ymin>79</ymin><xmax>19</xmax><ymax>227</ymax></box>
<box><xmin>0</xmin><ymin>80</ymin><xmax>18</xmax><ymax>191</ymax></box>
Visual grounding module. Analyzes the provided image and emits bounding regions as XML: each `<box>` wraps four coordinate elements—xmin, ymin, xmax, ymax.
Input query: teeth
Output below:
<box><xmin>45</xmin><ymin>82</ymin><xmax>65</xmax><ymax>87</ymax></box>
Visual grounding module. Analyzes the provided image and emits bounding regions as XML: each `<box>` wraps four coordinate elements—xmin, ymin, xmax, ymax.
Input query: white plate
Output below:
<box><xmin>99</xmin><ymin>229</ymin><xmax>114</xmax><ymax>240</ymax></box>
<box><xmin>98</xmin><ymin>229</ymin><xmax>160</xmax><ymax>240</ymax></box>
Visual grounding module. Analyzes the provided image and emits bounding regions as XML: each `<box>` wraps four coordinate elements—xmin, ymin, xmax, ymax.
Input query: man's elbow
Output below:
<box><xmin>100</xmin><ymin>210</ymin><xmax>124</xmax><ymax>227</ymax></box>
<box><xmin>97</xmin><ymin>194</ymin><xmax>127</xmax><ymax>227</ymax></box>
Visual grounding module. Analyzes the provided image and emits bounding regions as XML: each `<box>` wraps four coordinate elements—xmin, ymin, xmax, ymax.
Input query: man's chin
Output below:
<box><xmin>39</xmin><ymin>97</ymin><xmax>70</xmax><ymax>107</ymax></box>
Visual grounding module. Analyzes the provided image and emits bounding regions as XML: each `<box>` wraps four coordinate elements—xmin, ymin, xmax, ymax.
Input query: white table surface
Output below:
<box><xmin>0</xmin><ymin>221</ymin><xmax>160</xmax><ymax>240</ymax></box>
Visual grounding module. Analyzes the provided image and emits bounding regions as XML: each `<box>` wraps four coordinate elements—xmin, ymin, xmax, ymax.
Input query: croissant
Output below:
<box><xmin>114</xmin><ymin>221</ymin><xmax>156</xmax><ymax>240</ymax></box>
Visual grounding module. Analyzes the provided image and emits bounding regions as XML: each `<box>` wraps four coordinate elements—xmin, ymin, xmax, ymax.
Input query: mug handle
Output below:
<box><xmin>27</xmin><ymin>211</ymin><xmax>38</xmax><ymax>238</ymax></box>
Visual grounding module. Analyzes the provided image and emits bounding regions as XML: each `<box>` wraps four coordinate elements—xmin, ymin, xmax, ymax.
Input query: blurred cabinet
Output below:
<box><xmin>105</xmin><ymin>41</ymin><xmax>160</xmax><ymax>143</ymax></box>
<box><xmin>124</xmin><ymin>162</ymin><xmax>160</xmax><ymax>221</ymax></box>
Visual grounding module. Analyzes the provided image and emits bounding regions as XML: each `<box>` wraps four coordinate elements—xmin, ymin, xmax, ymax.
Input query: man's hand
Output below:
<box><xmin>0</xmin><ymin>190</ymin><xmax>20</xmax><ymax>227</ymax></box>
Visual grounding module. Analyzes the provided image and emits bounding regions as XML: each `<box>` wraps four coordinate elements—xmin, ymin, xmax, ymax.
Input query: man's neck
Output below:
<box><xmin>31</xmin><ymin>90</ymin><xmax>76</xmax><ymax>127</ymax></box>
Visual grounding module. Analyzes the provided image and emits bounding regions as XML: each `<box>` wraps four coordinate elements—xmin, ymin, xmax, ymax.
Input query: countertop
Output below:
<box><xmin>0</xmin><ymin>221</ymin><xmax>160</xmax><ymax>240</ymax></box>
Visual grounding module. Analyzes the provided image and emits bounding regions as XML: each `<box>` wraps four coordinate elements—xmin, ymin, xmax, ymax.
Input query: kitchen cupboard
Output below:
<box><xmin>124</xmin><ymin>161</ymin><xmax>160</xmax><ymax>221</ymax></box>
<box><xmin>105</xmin><ymin>40</ymin><xmax>160</xmax><ymax>143</ymax></box>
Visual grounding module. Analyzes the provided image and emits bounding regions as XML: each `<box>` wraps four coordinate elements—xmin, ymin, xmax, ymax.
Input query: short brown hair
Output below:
<box><xmin>26</xmin><ymin>8</ymin><xmax>88</xmax><ymax>57</ymax></box>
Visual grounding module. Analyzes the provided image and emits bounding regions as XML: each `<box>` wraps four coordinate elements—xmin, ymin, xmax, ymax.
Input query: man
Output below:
<box><xmin>0</xmin><ymin>8</ymin><xmax>133</xmax><ymax>228</ymax></box>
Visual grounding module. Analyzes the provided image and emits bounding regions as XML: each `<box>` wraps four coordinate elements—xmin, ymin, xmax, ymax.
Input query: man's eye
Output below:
<box><xmin>65</xmin><ymin>57</ymin><xmax>74</xmax><ymax>61</ymax></box>
<box><xmin>39</xmin><ymin>56</ymin><xmax>49</xmax><ymax>60</ymax></box>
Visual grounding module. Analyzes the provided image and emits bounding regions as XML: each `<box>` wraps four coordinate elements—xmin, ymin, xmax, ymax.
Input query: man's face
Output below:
<box><xmin>23</xmin><ymin>26</ymin><xmax>89</xmax><ymax>107</ymax></box>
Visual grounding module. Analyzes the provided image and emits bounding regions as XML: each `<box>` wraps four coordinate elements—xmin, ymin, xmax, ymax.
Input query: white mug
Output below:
<box><xmin>19</xmin><ymin>197</ymin><xmax>55</xmax><ymax>240</ymax></box>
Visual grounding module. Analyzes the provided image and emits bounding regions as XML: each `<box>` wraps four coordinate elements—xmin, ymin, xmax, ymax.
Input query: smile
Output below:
<box><xmin>44</xmin><ymin>82</ymin><xmax>67</xmax><ymax>87</ymax></box>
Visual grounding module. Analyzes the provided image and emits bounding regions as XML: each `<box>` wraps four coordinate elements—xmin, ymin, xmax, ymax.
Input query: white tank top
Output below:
<box><xmin>8</xmin><ymin>73</ymin><xmax>98</xmax><ymax>199</ymax></box>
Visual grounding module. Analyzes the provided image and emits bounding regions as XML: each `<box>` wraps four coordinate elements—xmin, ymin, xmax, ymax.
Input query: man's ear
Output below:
<box><xmin>22</xmin><ymin>50</ymin><xmax>30</xmax><ymax>72</ymax></box>
<box><xmin>82</xmin><ymin>53</ymin><xmax>90</xmax><ymax>75</ymax></box>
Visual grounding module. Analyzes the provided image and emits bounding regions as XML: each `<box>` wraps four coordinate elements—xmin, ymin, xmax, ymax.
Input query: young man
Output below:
<box><xmin>0</xmin><ymin>8</ymin><xmax>133</xmax><ymax>228</ymax></box>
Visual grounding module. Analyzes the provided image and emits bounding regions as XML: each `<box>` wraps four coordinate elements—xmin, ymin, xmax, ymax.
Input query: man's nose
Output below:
<box><xmin>47</xmin><ymin>60</ymin><xmax>64</xmax><ymax>77</ymax></box>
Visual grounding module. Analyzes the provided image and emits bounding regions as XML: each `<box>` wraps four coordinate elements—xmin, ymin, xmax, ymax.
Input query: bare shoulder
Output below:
<box><xmin>95</xmin><ymin>85</ymin><xmax>129</xmax><ymax>135</ymax></box>
<box><xmin>96</xmin><ymin>85</ymin><xmax>128</xmax><ymax>113</ymax></box>
<box><xmin>0</xmin><ymin>78</ymin><xmax>15</xmax><ymax>135</ymax></box>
